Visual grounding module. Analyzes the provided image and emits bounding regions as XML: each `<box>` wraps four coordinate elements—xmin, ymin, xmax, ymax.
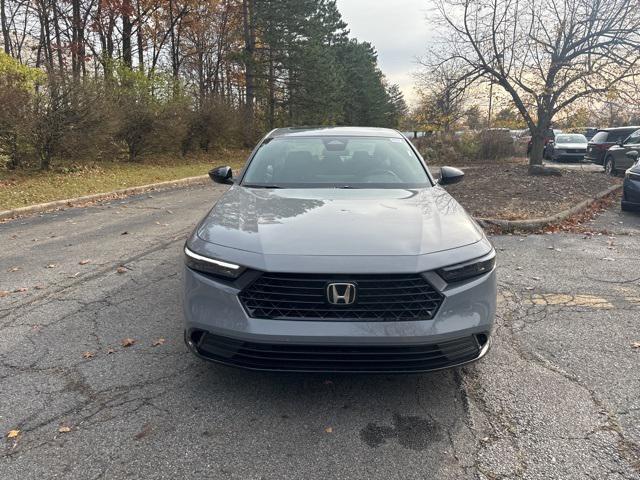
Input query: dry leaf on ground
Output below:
<box><xmin>152</xmin><ymin>338</ymin><xmax>166</xmax><ymax>347</ymax></box>
<box><xmin>106</xmin><ymin>347</ymin><xmax>117</xmax><ymax>354</ymax></box>
<box><xmin>324</xmin><ymin>427</ymin><xmax>333</xmax><ymax>433</ymax></box>
<box><xmin>79</xmin><ymin>259</ymin><xmax>91</xmax><ymax>265</ymax></box>
<box><xmin>8</xmin><ymin>266</ymin><xmax>19</xmax><ymax>272</ymax></box>
<box><xmin>13</xmin><ymin>287</ymin><xmax>28</xmax><ymax>293</ymax></box>
<box><xmin>46</xmin><ymin>264</ymin><xmax>57</xmax><ymax>268</ymax></box>
<box><xmin>7</xmin><ymin>430</ymin><xmax>20</xmax><ymax>439</ymax></box>
<box><xmin>121</xmin><ymin>338</ymin><xmax>136</xmax><ymax>347</ymax></box>
<box><xmin>82</xmin><ymin>351</ymin><xmax>94</xmax><ymax>359</ymax></box>
<box><xmin>632</xmin><ymin>342</ymin><xmax>640</xmax><ymax>349</ymax></box>
<box><xmin>0</xmin><ymin>290</ymin><xmax>9</xmax><ymax>297</ymax></box>
<box><xmin>58</xmin><ymin>426</ymin><xmax>71</xmax><ymax>433</ymax></box>
<box><xmin>116</xmin><ymin>266</ymin><xmax>127</xmax><ymax>274</ymax></box>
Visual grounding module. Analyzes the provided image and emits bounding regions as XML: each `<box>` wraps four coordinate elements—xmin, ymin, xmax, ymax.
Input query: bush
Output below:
<box><xmin>413</xmin><ymin>130</ymin><xmax>514</xmax><ymax>163</ymax></box>
<box><xmin>0</xmin><ymin>53</ymin><xmax>44</xmax><ymax>169</ymax></box>
<box><xmin>477</xmin><ymin>129</ymin><xmax>515</xmax><ymax>159</ymax></box>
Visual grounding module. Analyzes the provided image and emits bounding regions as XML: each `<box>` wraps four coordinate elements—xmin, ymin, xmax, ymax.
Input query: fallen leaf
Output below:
<box><xmin>106</xmin><ymin>347</ymin><xmax>117</xmax><ymax>354</ymax></box>
<box><xmin>82</xmin><ymin>351</ymin><xmax>94</xmax><ymax>359</ymax></box>
<box><xmin>8</xmin><ymin>266</ymin><xmax>19</xmax><ymax>272</ymax></box>
<box><xmin>58</xmin><ymin>426</ymin><xmax>71</xmax><ymax>433</ymax></box>
<box><xmin>7</xmin><ymin>430</ymin><xmax>20</xmax><ymax>439</ymax></box>
<box><xmin>79</xmin><ymin>259</ymin><xmax>90</xmax><ymax>265</ymax></box>
<box><xmin>632</xmin><ymin>342</ymin><xmax>640</xmax><ymax>349</ymax></box>
<box><xmin>13</xmin><ymin>287</ymin><xmax>28</xmax><ymax>293</ymax></box>
<box><xmin>116</xmin><ymin>266</ymin><xmax>127</xmax><ymax>274</ymax></box>
<box><xmin>151</xmin><ymin>338</ymin><xmax>165</xmax><ymax>347</ymax></box>
<box><xmin>0</xmin><ymin>290</ymin><xmax>9</xmax><ymax>297</ymax></box>
<box><xmin>121</xmin><ymin>338</ymin><xmax>136</xmax><ymax>347</ymax></box>
<box><xmin>324</xmin><ymin>427</ymin><xmax>333</xmax><ymax>433</ymax></box>
<box><xmin>134</xmin><ymin>423</ymin><xmax>152</xmax><ymax>441</ymax></box>
<box><xmin>46</xmin><ymin>264</ymin><xmax>57</xmax><ymax>269</ymax></box>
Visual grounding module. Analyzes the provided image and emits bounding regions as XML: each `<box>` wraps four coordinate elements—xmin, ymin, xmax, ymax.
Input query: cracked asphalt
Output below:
<box><xmin>1</xmin><ymin>184</ymin><xmax>639</xmax><ymax>479</ymax></box>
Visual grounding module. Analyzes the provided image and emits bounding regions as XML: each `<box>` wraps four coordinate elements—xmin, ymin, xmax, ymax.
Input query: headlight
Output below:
<box><xmin>626</xmin><ymin>171</ymin><xmax>640</xmax><ymax>182</ymax></box>
<box><xmin>437</xmin><ymin>252</ymin><xmax>496</xmax><ymax>283</ymax></box>
<box><xmin>184</xmin><ymin>246</ymin><xmax>245</xmax><ymax>279</ymax></box>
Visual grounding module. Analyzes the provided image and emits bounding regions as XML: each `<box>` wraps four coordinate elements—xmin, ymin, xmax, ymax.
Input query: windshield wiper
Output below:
<box><xmin>243</xmin><ymin>184</ymin><xmax>282</xmax><ymax>189</ymax></box>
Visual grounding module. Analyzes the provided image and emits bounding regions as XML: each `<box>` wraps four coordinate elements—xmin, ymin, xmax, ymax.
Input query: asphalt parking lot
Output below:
<box><xmin>1</xmin><ymin>184</ymin><xmax>639</xmax><ymax>479</ymax></box>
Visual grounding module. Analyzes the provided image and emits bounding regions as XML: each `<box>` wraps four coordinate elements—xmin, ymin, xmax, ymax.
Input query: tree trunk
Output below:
<box><xmin>1</xmin><ymin>0</ymin><xmax>11</xmax><ymax>55</ymax></box>
<box><xmin>51</xmin><ymin>1</ymin><xmax>65</xmax><ymax>78</ymax></box>
<box><xmin>529</xmin><ymin>129</ymin><xmax>545</xmax><ymax>166</ymax></box>
<box><xmin>71</xmin><ymin>0</ymin><xmax>81</xmax><ymax>81</ymax></box>
<box><xmin>122</xmin><ymin>0</ymin><xmax>133</xmax><ymax>68</ymax></box>
<box><xmin>136</xmin><ymin>0</ymin><xmax>144</xmax><ymax>72</ymax></box>
<box><xmin>267</xmin><ymin>48</ymin><xmax>275</xmax><ymax>129</ymax></box>
<box><xmin>242</xmin><ymin>0</ymin><xmax>255</xmax><ymax>145</ymax></box>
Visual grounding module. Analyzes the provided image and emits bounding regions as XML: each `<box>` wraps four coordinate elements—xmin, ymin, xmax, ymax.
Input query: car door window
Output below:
<box><xmin>624</xmin><ymin>130</ymin><xmax>640</xmax><ymax>145</ymax></box>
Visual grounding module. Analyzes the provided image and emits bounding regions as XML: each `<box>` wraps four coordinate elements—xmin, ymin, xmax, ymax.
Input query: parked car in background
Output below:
<box><xmin>583</xmin><ymin>127</ymin><xmax>599</xmax><ymax>140</ymax></box>
<box><xmin>546</xmin><ymin>134</ymin><xmax>588</xmax><ymax>162</ymax></box>
<box><xmin>585</xmin><ymin>126</ymin><xmax>640</xmax><ymax>166</ymax></box>
<box><xmin>526</xmin><ymin>128</ymin><xmax>562</xmax><ymax>157</ymax></box>
<box><xmin>603</xmin><ymin>128</ymin><xmax>640</xmax><ymax>175</ymax></box>
<box><xmin>622</xmin><ymin>152</ymin><xmax>640</xmax><ymax>211</ymax></box>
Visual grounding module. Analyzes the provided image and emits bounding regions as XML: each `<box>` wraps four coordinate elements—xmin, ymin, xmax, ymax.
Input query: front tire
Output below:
<box><xmin>604</xmin><ymin>156</ymin><xmax>615</xmax><ymax>176</ymax></box>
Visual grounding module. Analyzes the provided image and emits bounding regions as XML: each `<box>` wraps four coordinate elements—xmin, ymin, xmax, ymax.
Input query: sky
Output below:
<box><xmin>336</xmin><ymin>0</ymin><xmax>432</xmax><ymax>106</ymax></box>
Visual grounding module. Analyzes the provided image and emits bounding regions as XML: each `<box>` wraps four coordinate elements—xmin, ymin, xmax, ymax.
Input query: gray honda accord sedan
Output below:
<box><xmin>183</xmin><ymin>126</ymin><xmax>496</xmax><ymax>372</ymax></box>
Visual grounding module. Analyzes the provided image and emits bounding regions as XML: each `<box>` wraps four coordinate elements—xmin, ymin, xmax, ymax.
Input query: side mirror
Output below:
<box><xmin>438</xmin><ymin>166</ymin><xmax>464</xmax><ymax>185</ymax></box>
<box><xmin>626</xmin><ymin>150</ymin><xmax>638</xmax><ymax>161</ymax></box>
<box><xmin>209</xmin><ymin>166</ymin><xmax>233</xmax><ymax>185</ymax></box>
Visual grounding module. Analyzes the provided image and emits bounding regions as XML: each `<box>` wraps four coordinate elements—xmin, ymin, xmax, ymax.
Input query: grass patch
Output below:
<box><xmin>0</xmin><ymin>149</ymin><xmax>249</xmax><ymax>210</ymax></box>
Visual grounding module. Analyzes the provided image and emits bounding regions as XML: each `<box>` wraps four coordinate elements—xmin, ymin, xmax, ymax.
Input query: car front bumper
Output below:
<box><xmin>552</xmin><ymin>152</ymin><xmax>586</xmax><ymax>162</ymax></box>
<box><xmin>182</xmin><ymin>254</ymin><xmax>497</xmax><ymax>373</ymax></box>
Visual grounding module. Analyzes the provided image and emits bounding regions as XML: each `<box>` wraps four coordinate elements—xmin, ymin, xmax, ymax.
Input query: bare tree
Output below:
<box><xmin>429</xmin><ymin>0</ymin><xmax>640</xmax><ymax>172</ymax></box>
<box><xmin>415</xmin><ymin>60</ymin><xmax>477</xmax><ymax>132</ymax></box>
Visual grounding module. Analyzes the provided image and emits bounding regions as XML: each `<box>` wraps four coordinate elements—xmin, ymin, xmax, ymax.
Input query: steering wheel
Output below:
<box><xmin>365</xmin><ymin>169</ymin><xmax>402</xmax><ymax>182</ymax></box>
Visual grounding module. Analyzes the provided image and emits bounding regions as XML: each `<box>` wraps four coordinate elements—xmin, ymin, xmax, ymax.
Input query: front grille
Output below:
<box><xmin>238</xmin><ymin>272</ymin><xmax>444</xmax><ymax>321</ymax></box>
<box><xmin>565</xmin><ymin>149</ymin><xmax>586</xmax><ymax>154</ymax></box>
<box><xmin>194</xmin><ymin>332</ymin><xmax>481</xmax><ymax>372</ymax></box>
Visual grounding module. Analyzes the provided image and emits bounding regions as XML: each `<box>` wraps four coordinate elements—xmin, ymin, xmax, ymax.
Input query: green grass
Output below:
<box><xmin>0</xmin><ymin>149</ymin><xmax>249</xmax><ymax>210</ymax></box>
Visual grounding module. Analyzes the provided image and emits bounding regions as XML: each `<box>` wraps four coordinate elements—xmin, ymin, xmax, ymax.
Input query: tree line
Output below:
<box><xmin>0</xmin><ymin>0</ymin><xmax>408</xmax><ymax>170</ymax></box>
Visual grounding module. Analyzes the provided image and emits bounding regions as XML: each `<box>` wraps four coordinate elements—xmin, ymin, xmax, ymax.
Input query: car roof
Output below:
<box><xmin>598</xmin><ymin>126</ymin><xmax>640</xmax><ymax>132</ymax></box>
<box><xmin>268</xmin><ymin>126</ymin><xmax>404</xmax><ymax>139</ymax></box>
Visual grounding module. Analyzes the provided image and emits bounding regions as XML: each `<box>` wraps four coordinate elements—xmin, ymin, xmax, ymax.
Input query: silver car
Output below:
<box><xmin>183</xmin><ymin>127</ymin><xmax>496</xmax><ymax>373</ymax></box>
<box><xmin>547</xmin><ymin>133</ymin><xmax>588</xmax><ymax>162</ymax></box>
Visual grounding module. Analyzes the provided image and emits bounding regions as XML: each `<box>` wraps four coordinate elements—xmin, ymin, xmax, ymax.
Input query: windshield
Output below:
<box><xmin>242</xmin><ymin>136</ymin><xmax>430</xmax><ymax>188</ymax></box>
<box><xmin>555</xmin><ymin>134</ymin><xmax>586</xmax><ymax>143</ymax></box>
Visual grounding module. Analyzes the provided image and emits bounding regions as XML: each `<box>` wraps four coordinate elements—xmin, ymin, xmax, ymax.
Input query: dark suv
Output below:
<box><xmin>586</xmin><ymin>127</ymin><xmax>640</xmax><ymax>166</ymax></box>
<box><xmin>603</xmin><ymin>128</ymin><xmax>640</xmax><ymax>175</ymax></box>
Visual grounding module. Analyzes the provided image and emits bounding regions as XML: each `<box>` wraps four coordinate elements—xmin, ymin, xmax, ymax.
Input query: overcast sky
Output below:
<box><xmin>336</xmin><ymin>0</ymin><xmax>432</xmax><ymax>106</ymax></box>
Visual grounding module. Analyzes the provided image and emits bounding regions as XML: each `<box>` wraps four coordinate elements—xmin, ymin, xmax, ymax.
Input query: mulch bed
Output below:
<box><xmin>438</xmin><ymin>160</ymin><xmax>622</xmax><ymax>220</ymax></box>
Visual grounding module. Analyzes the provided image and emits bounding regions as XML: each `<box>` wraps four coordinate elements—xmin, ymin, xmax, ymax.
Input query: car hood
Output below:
<box><xmin>555</xmin><ymin>142</ymin><xmax>587</xmax><ymax>149</ymax></box>
<box><xmin>197</xmin><ymin>186</ymin><xmax>484</xmax><ymax>256</ymax></box>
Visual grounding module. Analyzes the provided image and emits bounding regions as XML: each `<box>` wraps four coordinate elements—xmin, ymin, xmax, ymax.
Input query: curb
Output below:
<box><xmin>475</xmin><ymin>184</ymin><xmax>622</xmax><ymax>232</ymax></box>
<box><xmin>0</xmin><ymin>175</ymin><xmax>209</xmax><ymax>221</ymax></box>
